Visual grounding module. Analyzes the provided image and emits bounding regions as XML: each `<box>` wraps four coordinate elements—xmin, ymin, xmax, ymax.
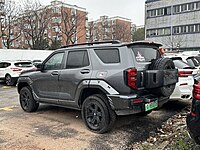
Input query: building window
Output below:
<box><xmin>164</xmin><ymin>7</ymin><xmax>171</xmax><ymax>15</ymax></box>
<box><xmin>188</xmin><ymin>3</ymin><xmax>195</xmax><ymax>11</ymax></box>
<box><xmin>157</xmin><ymin>29</ymin><xmax>164</xmax><ymax>36</ymax></box>
<box><xmin>181</xmin><ymin>4</ymin><xmax>188</xmax><ymax>12</ymax></box>
<box><xmin>195</xmin><ymin>24</ymin><xmax>200</xmax><ymax>32</ymax></box>
<box><xmin>52</xmin><ymin>17</ymin><xmax>61</xmax><ymax>23</ymax></box>
<box><xmin>196</xmin><ymin>2</ymin><xmax>200</xmax><ymax>10</ymax></box>
<box><xmin>52</xmin><ymin>7</ymin><xmax>60</xmax><ymax>13</ymax></box>
<box><xmin>173</xmin><ymin>5</ymin><xmax>180</xmax><ymax>13</ymax></box>
<box><xmin>173</xmin><ymin>26</ymin><xmax>180</xmax><ymax>34</ymax></box>
<box><xmin>157</xmin><ymin>8</ymin><xmax>163</xmax><ymax>16</ymax></box>
<box><xmin>52</xmin><ymin>26</ymin><xmax>59</xmax><ymax>32</ymax></box>
<box><xmin>164</xmin><ymin>28</ymin><xmax>171</xmax><ymax>35</ymax></box>
<box><xmin>181</xmin><ymin>26</ymin><xmax>187</xmax><ymax>33</ymax></box>
<box><xmin>152</xmin><ymin>9</ymin><xmax>156</xmax><ymax>16</ymax></box>
<box><xmin>188</xmin><ymin>25</ymin><xmax>195</xmax><ymax>33</ymax></box>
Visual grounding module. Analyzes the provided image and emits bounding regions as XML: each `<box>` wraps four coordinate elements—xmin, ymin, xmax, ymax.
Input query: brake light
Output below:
<box><xmin>126</xmin><ymin>68</ymin><xmax>137</xmax><ymax>89</ymax></box>
<box><xmin>193</xmin><ymin>82</ymin><xmax>200</xmax><ymax>100</ymax></box>
<box><xmin>180</xmin><ymin>83</ymin><xmax>188</xmax><ymax>86</ymax></box>
<box><xmin>132</xmin><ymin>99</ymin><xmax>143</xmax><ymax>103</ymax></box>
<box><xmin>178</xmin><ymin>71</ymin><xmax>193</xmax><ymax>77</ymax></box>
<box><xmin>11</xmin><ymin>68</ymin><xmax>22</xmax><ymax>72</ymax></box>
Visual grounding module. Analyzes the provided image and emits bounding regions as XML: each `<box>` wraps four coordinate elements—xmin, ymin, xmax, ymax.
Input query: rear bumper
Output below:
<box><xmin>186</xmin><ymin>100</ymin><xmax>200</xmax><ymax>144</ymax></box>
<box><xmin>170</xmin><ymin>84</ymin><xmax>192</xmax><ymax>100</ymax></box>
<box><xmin>107</xmin><ymin>94</ymin><xmax>166</xmax><ymax>115</ymax></box>
<box><xmin>170</xmin><ymin>76</ymin><xmax>193</xmax><ymax>101</ymax></box>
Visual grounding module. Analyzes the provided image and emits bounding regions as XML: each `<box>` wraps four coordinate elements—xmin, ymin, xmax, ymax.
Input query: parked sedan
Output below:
<box><xmin>169</xmin><ymin>59</ymin><xmax>199</xmax><ymax>101</ymax></box>
<box><xmin>187</xmin><ymin>76</ymin><xmax>200</xmax><ymax>144</ymax></box>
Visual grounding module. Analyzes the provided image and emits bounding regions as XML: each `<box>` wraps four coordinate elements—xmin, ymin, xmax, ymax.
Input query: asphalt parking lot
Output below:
<box><xmin>0</xmin><ymin>82</ymin><xmax>191</xmax><ymax>150</ymax></box>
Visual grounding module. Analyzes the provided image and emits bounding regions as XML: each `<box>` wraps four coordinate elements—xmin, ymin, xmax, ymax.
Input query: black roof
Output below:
<box><xmin>59</xmin><ymin>40</ymin><xmax>162</xmax><ymax>51</ymax></box>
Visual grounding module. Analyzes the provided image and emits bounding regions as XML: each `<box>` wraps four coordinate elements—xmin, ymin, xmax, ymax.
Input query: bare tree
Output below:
<box><xmin>20</xmin><ymin>0</ymin><xmax>51</xmax><ymax>49</ymax></box>
<box><xmin>0</xmin><ymin>0</ymin><xmax>21</xmax><ymax>49</ymax></box>
<box><xmin>158</xmin><ymin>35</ymin><xmax>186</xmax><ymax>50</ymax></box>
<box><xmin>114</xmin><ymin>23</ymin><xmax>131</xmax><ymax>42</ymax></box>
<box><xmin>56</xmin><ymin>7</ymin><xmax>87</xmax><ymax>45</ymax></box>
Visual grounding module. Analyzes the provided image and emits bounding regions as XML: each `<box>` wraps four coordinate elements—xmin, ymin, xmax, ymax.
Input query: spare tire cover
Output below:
<box><xmin>149</xmin><ymin>58</ymin><xmax>176</xmax><ymax>97</ymax></box>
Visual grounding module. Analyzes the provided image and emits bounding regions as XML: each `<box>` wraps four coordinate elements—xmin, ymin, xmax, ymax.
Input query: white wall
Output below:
<box><xmin>0</xmin><ymin>49</ymin><xmax>53</xmax><ymax>61</ymax></box>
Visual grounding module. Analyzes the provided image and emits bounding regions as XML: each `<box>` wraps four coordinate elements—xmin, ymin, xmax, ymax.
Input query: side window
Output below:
<box><xmin>66</xmin><ymin>50</ymin><xmax>89</xmax><ymax>69</ymax></box>
<box><xmin>94</xmin><ymin>49</ymin><xmax>120</xmax><ymax>63</ymax></box>
<box><xmin>43</xmin><ymin>52</ymin><xmax>64</xmax><ymax>70</ymax></box>
<box><xmin>0</xmin><ymin>63</ymin><xmax>11</xmax><ymax>68</ymax></box>
<box><xmin>0</xmin><ymin>63</ymin><xmax>4</xmax><ymax>68</ymax></box>
<box><xmin>4</xmin><ymin>63</ymin><xmax>11</xmax><ymax>68</ymax></box>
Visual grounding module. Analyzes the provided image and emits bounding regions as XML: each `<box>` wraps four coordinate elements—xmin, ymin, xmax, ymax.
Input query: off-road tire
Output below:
<box><xmin>81</xmin><ymin>94</ymin><xmax>116</xmax><ymax>134</ymax></box>
<box><xmin>19</xmin><ymin>86</ymin><xmax>39</xmax><ymax>112</ymax></box>
<box><xmin>149</xmin><ymin>58</ymin><xmax>176</xmax><ymax>97</ymax></box>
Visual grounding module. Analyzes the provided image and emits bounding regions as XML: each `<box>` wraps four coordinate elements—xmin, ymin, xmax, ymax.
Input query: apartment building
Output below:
<box><xmin>0</xmin><ymin>0</ymin><xmax>5</xmax><ymax>48</ymax></box>
<box><xmin>87</xmin><ymin>16</ymin><xmax>132</xmax><ymax>42</ymax></box>
<box><xmin>145</xmin><ymin>0</ymin><xmax>200</xmax><ymax>51</ymax></box>
<box><xmin>1</xmin><ymin>0</ymin><xmax>87</xmax><ymax>49</ymax></box>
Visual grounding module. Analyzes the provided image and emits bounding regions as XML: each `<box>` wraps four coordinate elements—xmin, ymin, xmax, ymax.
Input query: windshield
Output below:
<box><xmin>131</xmin><ymin>47</ymin><xmax>159</xmax><ymax>62</ymax></box>
<box><xmin>187</xmin><ymin>57</ymin><xmax>200</xmax><ymax>67</ymax></box>
<box><xmin>173</xmin><ymin>60</ymin><xmax>195</xmax><ymax>69</ymax></box>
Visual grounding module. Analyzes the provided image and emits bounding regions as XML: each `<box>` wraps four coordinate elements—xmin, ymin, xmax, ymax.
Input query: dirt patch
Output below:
<box><xmin>33</xmin><ymin>122</ymin><xmax>79</xmax><ymax>139</ymax></box>
<box><xmin>0</xmin><ymin>140</ymin><xmax>42</xmax><ymax>150</ymax></box>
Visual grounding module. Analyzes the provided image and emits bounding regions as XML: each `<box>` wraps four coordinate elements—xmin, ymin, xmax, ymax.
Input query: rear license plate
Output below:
<box><xmin>145</xmin><ymin>100</ymin><xmax>158</xmax><ymax>111</ymax></box>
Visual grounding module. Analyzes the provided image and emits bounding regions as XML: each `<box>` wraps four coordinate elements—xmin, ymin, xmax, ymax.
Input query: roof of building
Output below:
<box><xmin>47</xmin><ymin>0</ymin><xmax>87</xmax><ymax>12</ymax></box>
<box><xmin>145</xmin><ymin>0</ymin><xmax>160</xmax><ymax>3</ymax></box>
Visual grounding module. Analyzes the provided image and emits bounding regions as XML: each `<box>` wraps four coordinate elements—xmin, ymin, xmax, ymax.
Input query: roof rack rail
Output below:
<box><xmin>61</xmin><ymin>40</ymin><xmax>121</xmax><ymax>48</ymax></box>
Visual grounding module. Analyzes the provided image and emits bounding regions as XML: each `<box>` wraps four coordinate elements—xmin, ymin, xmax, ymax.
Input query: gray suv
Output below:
<box><xmin>17</xmin><ymin>41</ymin><xmax>178</xmax><ymax>133</ymax></box>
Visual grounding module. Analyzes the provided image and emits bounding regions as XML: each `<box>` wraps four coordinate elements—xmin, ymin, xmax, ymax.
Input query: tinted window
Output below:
<box><xmin>0</xmin><ymin>62</ymin><xmax>11</xmax><ymax>68</ymax></box>
<box><xmin>44</xmin><ymin>52</ymin><xmax>64</xmax><ymax>70</ymax></box>
<box><xmin>132</xmin><ymin>47</ymin><xmax>159</xmax><ymax>62</ymax></box>
<box><xmin>14</xmin><ymin>62</ymin><xmax>33</xmax><ymax>68</ymax></box>
<box><xmin>66</xmin><ymin>51</ymin><xmax>89</xmax><ymax>69</ymax></box>
<box><xmin>94</xmin><ymin>49</ymin><xmax>120</xmax><ymax>63</ymax></box>
<box><xmin>173</xmin><ymin>60</ymin><xmax>193</xmax><ymax>69</ymax></box>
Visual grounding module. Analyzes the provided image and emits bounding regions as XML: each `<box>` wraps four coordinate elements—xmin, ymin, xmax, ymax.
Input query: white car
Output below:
<box><xmin>170</xmin><ymin>59</ymin><xmax>198</xmax><ymax>101</ymax></box>
<box><xmin>0</xmin><ymin>60</ymin><xmax>36</xmax><ymax>85</ymax></box>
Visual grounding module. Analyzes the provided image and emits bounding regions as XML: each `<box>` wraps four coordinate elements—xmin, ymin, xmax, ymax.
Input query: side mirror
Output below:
<box><xmin>36</xmin><ymin>63</ymin><xmax>43</xmax><ymax>71</ymax></box>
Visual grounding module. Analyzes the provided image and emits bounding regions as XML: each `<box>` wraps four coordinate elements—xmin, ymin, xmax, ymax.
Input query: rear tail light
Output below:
<box><xmin>180</xmin><ymin>83</ymin><xmax>188</xmax><ymax>86</ymax></box>
<box><xmin>11</xmin><ymin>68</ymin><xmax>22</xmax><ymax>72</ymax></box>
<box><xmin>125</xmin><ymin>68</ymin><xmax>137</xmax><ymax>89</ymax></box>
<box><xmin>193</xmin><ymin>82</ymin><xmax>200</xmax><ymax>100</ymax></box>
<box><xmin>132</xmin><ymin>99</ymin><xmax>143</xmax><ymax>103</ymax></box>
<box><xmin>178</xmin><ymin>71</ymin><xmax>193</xmax><ymax>77</ymax></box>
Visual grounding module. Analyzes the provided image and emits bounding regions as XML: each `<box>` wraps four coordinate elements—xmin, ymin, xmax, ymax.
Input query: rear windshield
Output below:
<box><xmin>187</xmin><ymin>57</ymin><xmax>200</xmax><ymax>67</ymax></box>
<box><xmin>173</xmin><ymin>60</ymin><xmax>194</xmax><ymax>69</ymax></box>
<box><xmin>14</xmin><ymin>62</ymin><xmax>33</xmax><ymax>68</ymax></box>
<box><xmin>131</xmin><ymin>47</ymin><xmax>159</xmax><ymax>62</ymax></box>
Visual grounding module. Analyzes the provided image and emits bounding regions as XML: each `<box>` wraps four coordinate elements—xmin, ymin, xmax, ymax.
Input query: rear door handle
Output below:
<box><xmin>80</xmin><ymin>69</ymin><xmax>90</xmax><ymax>74</ymax></box>
<box><xmin>51</xmin><ymin>71</ymin><xmax>59</xmax><ymax>76</ymax></box>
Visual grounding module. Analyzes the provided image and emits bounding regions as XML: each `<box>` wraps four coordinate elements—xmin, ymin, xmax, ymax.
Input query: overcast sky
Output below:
<box><xmin>39</xmin><ymin>0</ymin><xmax>146</xmax><ymax>26</ymax></box>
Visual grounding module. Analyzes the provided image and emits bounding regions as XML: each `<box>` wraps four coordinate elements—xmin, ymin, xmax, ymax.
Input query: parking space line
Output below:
<box><xmin>0</xmin><ymin>106</ymin><xmax>17</xmax><ymax>111</ymax></box>
<box><xmin>2</xmin><ymin>86</ymin><xmax>12</xmax><ymax>89</ymax></box>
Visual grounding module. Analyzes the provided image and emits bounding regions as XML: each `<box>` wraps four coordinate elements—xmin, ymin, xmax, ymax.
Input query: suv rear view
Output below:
<box><xmin>17</xmin><ymin>41</ymin><xmax>178</xmax><ymax>133</ymax></box>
